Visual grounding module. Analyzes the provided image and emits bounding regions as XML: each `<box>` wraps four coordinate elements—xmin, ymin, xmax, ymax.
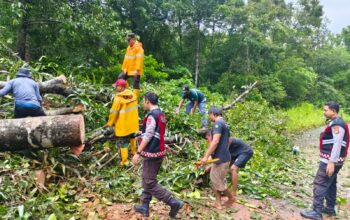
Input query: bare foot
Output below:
<box><xmin>213</xmin><ymin>202</ymin><xmax>223</xmax><ymax>210</ymax></box>
<box><xmin>224</xmin><ymin>197</ymin><xmax>236</xmax><ymax>208</ymax></box>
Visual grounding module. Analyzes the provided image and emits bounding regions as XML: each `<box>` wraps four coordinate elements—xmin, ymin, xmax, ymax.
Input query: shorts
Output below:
<box><xmin>210</xmin><ymin>162</ymin><xmax>229</xmax><ymax>191</ymax></box>
<box><xmin>231</xmin><ymin>151</ymin><xmax>253</xmax><ymax>168</ymax></box>
<box><xmin>116</xmin><ymin>134</ymin><xmax>135</xmax><ymax>148</ymax></box>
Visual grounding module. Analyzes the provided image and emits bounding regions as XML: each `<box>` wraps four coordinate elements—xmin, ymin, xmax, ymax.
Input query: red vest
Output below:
<box><xmin>140</xmin><ymin>108</ymin><xmax>166</xmax><ymax>158</ymax></box>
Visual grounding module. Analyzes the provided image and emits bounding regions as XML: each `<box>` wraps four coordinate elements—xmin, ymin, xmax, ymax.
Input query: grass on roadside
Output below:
<box><xmin>284</xmin><ymin>102</ymin><xmax>350</xmax><ymax>133</ymax></box>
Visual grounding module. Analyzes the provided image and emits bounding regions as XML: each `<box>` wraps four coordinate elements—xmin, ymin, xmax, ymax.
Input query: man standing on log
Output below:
<box><xmin>103</xmin><ymin>79</ymin><xmax>139</xmax><ymax>166</ymax></box>
<box><xmin>132</xmin><ymin>92</ymin><xmax>183</xmax><ymax>218</ymax></box>
<box><xmin>201</xmin><ymin>106</ymin><xmax>234</xmax><ymax>209</ymax></box>
<box><xmin>118</xmin><ymin>33</ymin><xmax>144</xmax><ymax>99</ymax></box>
<box><xmin>0</xmin><ymin>67</ymin><xmax>45</xmax><ymax>118</ymax></box>
<box><xmin>175</xmin><ymin>85</ymin><xmax>208</xmax><ymax>128</ymax></box>
<box><xmin>301</xmin><ymin>101</ymin><xmax>350</xmax><ymax>220</ymax></box>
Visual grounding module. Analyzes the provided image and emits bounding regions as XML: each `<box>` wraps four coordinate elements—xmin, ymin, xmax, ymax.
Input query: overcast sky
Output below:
<box><xmin>286</xmin><ymin>0</ymin><xmax>350</xmax><ymax>33</ymax></box>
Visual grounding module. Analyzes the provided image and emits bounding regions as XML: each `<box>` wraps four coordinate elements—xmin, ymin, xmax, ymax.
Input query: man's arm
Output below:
<box><xmin>203</xmin><ymin>133</ymin><xmax>221</xmax><ymax>160</ymax></box>
<box><xmin>176</xmin><ymin>99</ymin><xmax>185</xmax><ymax>113</ymax></box>
<box><xmin>326</xmin><ymin>125</ymin><xmax>345</xmax><ymax>176</ymax></box>
<box><xmin>34</xmin><ymin>83</ymin><xmax>43</xmax><ymax>105</ymax></box>
<box><xmin>330</xmin><ymin>125</ymin><xmax>345</xmax><ymax>162</ymax></box>
<box><xmin>135</xmin><ymin>46</ymin><xmax>144</xmax><ymax>75</ymax></box>
<box><xmin>104</xmin><ymin>97</ymin><xmax>120</xmax><ymax>127</ymax></box>
<box><xmin>138</xmin><ymin>115</ymin><xmax>156</xmax><ymax>152</ymax></box>
<box><xmin>191</xmin><ymin>100</ymin><xmax>198</xmax><ymax>114</ymax></box>
<box><xmin>133</xmin><ymin>115</ymin><xmax>156</xmax><ymax>165</ymax></box>
<box><xmin>0</xmin><ymin>81</ymin><xmax>12</xmax><ymax>97</ymax></box>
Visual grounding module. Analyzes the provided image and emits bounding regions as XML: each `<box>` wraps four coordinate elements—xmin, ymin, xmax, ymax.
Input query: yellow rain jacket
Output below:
<box><xmin>122</xmin><ymin>40</ymin><xmax>144</xmax><ymax>76</ymax></box>
<box><xmin>107</xmin><ymin>89</ymin><xmax>139</xmax><ymax>137</ymax></box>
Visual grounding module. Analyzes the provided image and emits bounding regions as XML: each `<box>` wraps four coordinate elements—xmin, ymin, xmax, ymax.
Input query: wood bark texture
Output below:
<box><xmin>0</xmin><ymin>115</ymin><xmax>85</xmax><ymax>151</ymax></box>
<box><xmin>45</xmin><ymin>104</ymin><xmax>85</xmax><ymax>116</ymax></box>
<box><xmin>0</xmin><ymin>75</ymin><xmax>73</xmax><ymax>96</ymax></box>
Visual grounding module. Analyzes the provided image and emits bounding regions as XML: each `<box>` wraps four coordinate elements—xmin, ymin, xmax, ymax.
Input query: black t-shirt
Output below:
<box><xmin>229</xmin><ymin>138</ymin><xmax>253</xmax><ymax>158</ymax></box>
<box><xmin>211</xmin><ymin>118</ymin><xmax>231</xmax><ymax>164</ymax></box>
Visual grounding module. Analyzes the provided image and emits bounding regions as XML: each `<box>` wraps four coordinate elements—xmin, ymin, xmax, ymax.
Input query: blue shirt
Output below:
<box><xmin>211</xmin><ymin>118</ymin><xmax>231</xmax><ymax>164</ymax></box>
<box><xmin>0</xmin><ymin>77</ymin><xmax>42</xmax><ymax>107</ymax></box>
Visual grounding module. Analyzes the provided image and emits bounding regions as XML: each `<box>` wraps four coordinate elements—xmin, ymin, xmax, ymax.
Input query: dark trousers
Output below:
<box><xmin>313</xmin><ymin>162</ymin><xmax>342</xmax><ymax>212</ymax></box>
<box><xmin>14</xmin><ymin>105</ymin><xmax>46</xmax><ymax>118</ymax></box>
<box><xmin>141</xmin><ymin>157</ymin><xmax>172</xmax><ymax>204</ymax></box>
<box><xmin>118</xmin><ymin>72</ymin><xmax>140</xmax><ymax>89</ymax></box>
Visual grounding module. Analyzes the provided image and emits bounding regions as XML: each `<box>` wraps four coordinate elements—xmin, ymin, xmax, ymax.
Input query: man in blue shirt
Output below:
<box><xmin>0</xmin><ymin>68</ymin><xmax>45</xmax><ymax>118</ymax></box>
<box><xmin>201</xmin><ymin>106</ymin><xmax>234</xmax><ymax>209</ymax></box>
<box><xmin>175</xmin><ymin>85</ymin><xmax>208</xmax><ymax>128</ymax></box>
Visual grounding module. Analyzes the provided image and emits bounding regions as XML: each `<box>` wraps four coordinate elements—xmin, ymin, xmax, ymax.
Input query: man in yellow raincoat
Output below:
<box><xmin>103</xmin><ymin>79</ymin><xmax>139</xmax><ymax>166</ymax></box>
<box><xmin>118</xmin><ymin>33</ymin><xmax>144</xmax><ymax>99</ymax></box>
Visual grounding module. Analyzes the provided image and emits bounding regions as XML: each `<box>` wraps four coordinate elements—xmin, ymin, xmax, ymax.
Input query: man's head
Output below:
<box><xmin>208</xmin><ymin>106</ymin><xmax>222</xmax><ymax>122</ymax></box>
<box><xmin>112</xmin><ymin>79</ymin><xmax>127</xmax><ymax>92</ymax></box>
<box><xmin>182</xmin><ymin>85</ymin><xmax>190</xmax><ymax>95</ymax></box>
<box><xmin>127</xmin><ymin>33</ymin><xmax>136</xmax><ymax>46</ymax></box>
<box><xmin>323</xmin><ymin>101</ymin><xmax>339</xmax><ymax>120</ymax></box>
<box><xmin>16</xmin><ymin>68</ymin><xmax>32</xmax><ymax>78</ymax></box>
<box><xmin>143</xmin><ymin>92</ymin><xmax>158</xmax><ymax>110</ymax></box>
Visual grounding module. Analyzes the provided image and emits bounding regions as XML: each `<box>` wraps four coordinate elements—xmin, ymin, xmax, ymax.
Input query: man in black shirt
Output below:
<box><xmin>200</xmin><ymin>106</ymin><xmax>234</xmax><ymax>209</ymax></box>
<box><xmin>204</xmin><ymin>131</ymin><xmax>253</xmax><ymax>202</ymax></box>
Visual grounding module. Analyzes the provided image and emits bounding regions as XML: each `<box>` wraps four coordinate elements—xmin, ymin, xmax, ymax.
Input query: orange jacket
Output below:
<box><xmin>107</xmin><ymin>89</ymin><xmax>139</xmax><ymax>137</ymax></box>
<box><xmin>122</xmin><ymin>41</ymin><xmax>144</xmax><ymax>76</ymax></box>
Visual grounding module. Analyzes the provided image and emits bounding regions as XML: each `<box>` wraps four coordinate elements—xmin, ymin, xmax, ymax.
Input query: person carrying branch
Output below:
<box><xmin>200</xmin><ymin>106</ymin><xmax>235</xmax><ymax>209</ymax></box>
<box><xmin>118</xmin><ymin>33</ymin><xmax>144</xmax><ymax>99</ymax></box>
<box><xmin>175</xmin><ymin>85</ymin><xmax>208</xmax><ymax>128</ymax></box>
<box><xmin>132</xmin><ymin>92</ymin><xmax>183</xmax><ymax>218</ymax></box>
<box><xmin>301</xmin><ymin>101</ymin><xmax>350</xmax><ymax>220</ymax></box>
<box><xmin>0</xmin><ymin>67</ymin><xmax>45</xmax><ymax>118</ymax></box>
<box><xmin>103</xmin><ymin>79</ymin><xmax>139</xmax><ymax>166</ymax></box>
<box><xmin>204</xmin><ymin>130</ymin><xmax>253</xmax><ymax>203</ymax></box>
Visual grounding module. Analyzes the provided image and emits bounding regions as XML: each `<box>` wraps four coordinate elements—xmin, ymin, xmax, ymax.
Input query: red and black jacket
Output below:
<box><xmin>319</xmin><ymin>117</ymin><xmax>350</xmax><ymax>163</ymax></box>
<box><xmin>140</xmin><ymin>108</ymin><xmax>166</xmax><ymax>158</ymax></box>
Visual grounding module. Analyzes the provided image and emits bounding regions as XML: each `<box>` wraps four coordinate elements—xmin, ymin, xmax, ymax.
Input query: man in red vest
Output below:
<box><xmin>132</xmin><ymin>92</ymin><xmax>183</xmax><ymax>218</ymax></box>
<box><xmin>301</xmin><ymin>101</ymin><xmax>350</xmax><ymax>220</ymax></box>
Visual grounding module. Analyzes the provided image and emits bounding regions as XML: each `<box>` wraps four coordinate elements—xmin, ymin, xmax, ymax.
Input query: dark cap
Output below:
<box><xmin>208</xmin><ymin>106</ymin><xmax>222</xmax><ymax>116</ymax></box>
<box><xmin>16</xmin><ymin>68</ymin><xmax>32</xmax><ymax>78</ymax></box>
<box><xmin>182</xmin><ymin>85</ymin><xmax>190</xmax><ymax>93</ymax></box>
<box><xmin>127</xmin><ymin>33</ymin><xmax>136</xmax><ymax>40</ymax></box>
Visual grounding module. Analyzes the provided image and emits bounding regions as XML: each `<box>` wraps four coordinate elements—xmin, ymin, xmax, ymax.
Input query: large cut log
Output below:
<box><xmin>0</xmin><ymin>75</ymin><xmax>73</xmax><ymax>96</ymax></box>
<box><xmin>45</xmin><ymin>104</ymin><xmax>85</xmax><ymax>116</ymax></box>
<box><xmin>0</xmin><ymin>115</ymin><xmax>85</xmax><ymax>151</ymax></box>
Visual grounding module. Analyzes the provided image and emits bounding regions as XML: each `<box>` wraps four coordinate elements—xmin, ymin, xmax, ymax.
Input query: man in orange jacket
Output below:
<box><xmin>103</xmin><ymin>79</ymin><xmax>139</xmax><ymax>166</ymax></box>
<box><xmin>118</xmin><ymin>33</ymin><xmax>144</xmax><ymax>99</ymax></box>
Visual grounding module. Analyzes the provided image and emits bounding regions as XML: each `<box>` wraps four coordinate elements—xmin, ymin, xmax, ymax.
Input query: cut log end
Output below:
<box><xmin>73</xmin><ymin>104</ymin><xmax>85</xmax><ymax>113</ymax></box>
<box><xmin>57</xmin><ymin>74</ymin><xmax>67</xmax><ymax>84</ymax></box>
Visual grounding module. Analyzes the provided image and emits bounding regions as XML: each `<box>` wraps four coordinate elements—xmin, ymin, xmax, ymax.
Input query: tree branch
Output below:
<box><xmin>222</xmin><ymin>81</ymin><xmax>259</xmax><ymax>111</ymax></box>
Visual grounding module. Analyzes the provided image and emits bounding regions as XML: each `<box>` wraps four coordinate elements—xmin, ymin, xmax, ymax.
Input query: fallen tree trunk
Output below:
<box><xmin>45</xmin><ymin>104</ymin><xmax>85</xmax><ymax>116</ymax></box>
<box><xmin>0</xmin><ymin>75</ymin><xmax>73</xmax><ymax>96</ymax></box>
<box><xmin>0</xmin><ymin>115</ymin><xmax>85</xmax><ymax>151</ymax></box>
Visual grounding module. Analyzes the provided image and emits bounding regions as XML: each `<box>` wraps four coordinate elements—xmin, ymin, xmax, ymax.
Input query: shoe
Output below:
<box><xmin>120</xmin><ymin>148</ymin><xmax>129</xmax><ymax>166</ymax></box>
<box><xmin>321</xmin><ymin>207</ymin><xmax>336</xmax><ymax>216</ymax></box>
<box><xmin>134</xmin><ymin>202</ymin><xmax>149</xmax><ymax>217</ymax></box>
<box><xmin>130</xmin><ymin>138</ymin><xmax>137</xmax><ymax>155</ymax></box>
<box><xmin>168</xmin><ymin>199</ymin><xmax>184</xmax><ymax>218</ymax></box>
<box><xmin>300</xmin><ymin>210</ymin><xmax>323</xmax><ymax>220</ymax></box>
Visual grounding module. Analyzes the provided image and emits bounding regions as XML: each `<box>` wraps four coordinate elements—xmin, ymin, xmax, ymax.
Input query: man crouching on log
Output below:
<box><xmin>200</xmin><ymin>106</ymin><xmax>235</xmax><ymax>210</ymax></box>
<box><xmin>103</xmin><ymin>79</ymin><xmax>139</xmax><ymax>166</ymax></box>
<box><xmin>132</xmin><ymin>92</ymin><xmax>183</xmax><ymax>218</ymax></box>
<box><xmin>0</xmin><ymin>68</ymin><xmax>45</xmax><ymax>118</ymax></box>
